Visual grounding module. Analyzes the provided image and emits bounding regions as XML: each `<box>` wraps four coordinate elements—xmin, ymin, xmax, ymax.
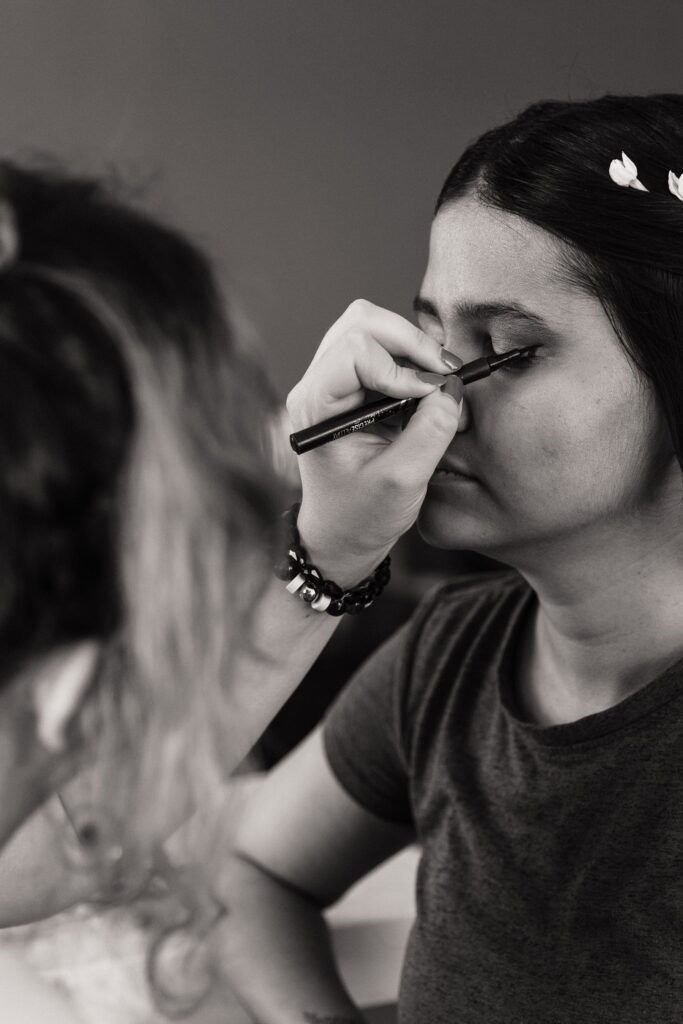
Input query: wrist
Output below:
<box><xmin>296</xmin><ymin>513</ymin><xmax>392</xmax><ymax>590</ymax></box>
<box><xmin>298</xmin><ymin>541</ymin><xmax>386</xmax><ymax>590</ymax></box>
<box><xmin>275</xmin><ymin>504</ymin><xmax>391</xmax><ymax>615</ymax></box>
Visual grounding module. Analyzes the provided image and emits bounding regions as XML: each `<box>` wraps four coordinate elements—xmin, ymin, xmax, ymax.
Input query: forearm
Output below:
<box><xmin>217</xmin><ymin>854</ymin><xmax>365</xmax><ymax>1024</ymax></box>
<box><xmin>0</xmin><ymin>795</ymin><xmax>97</xmax><ymax>926</ymax></box>
<box><xmin>226</xmin><ymin>543</ymin><xmax>382</xmax><ymax>772</ymax></box>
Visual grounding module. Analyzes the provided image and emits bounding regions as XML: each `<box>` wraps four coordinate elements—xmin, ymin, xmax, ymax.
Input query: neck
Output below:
<box><xmin>508</xmin><ymin>511</ymin><xmax>683</xmax><ymax>723</ymax></box>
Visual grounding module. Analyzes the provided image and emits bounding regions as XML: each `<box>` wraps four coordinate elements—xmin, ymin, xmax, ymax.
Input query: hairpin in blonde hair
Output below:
<box><xmin>0</xmin><ymin>200</ymin><xmax>19</xmax><ymax>271</ymax></box>
<box><xmin>609</xmin><ymin>151</ymin><xmax>683</xmax><ymax>203</ymax></box>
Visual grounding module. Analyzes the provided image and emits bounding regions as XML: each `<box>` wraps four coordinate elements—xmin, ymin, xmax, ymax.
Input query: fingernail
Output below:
<box><xmin>441</xmin><ymin>376</ymin><xmax>464</xmax><ymax>403</ymax></box>
<box><xmin>440</xmin><ymin>391</ymin><xmax>462</xmax><ymax>410</ymax></box>
<box><xmin>440</xmin><ymin>347</ymin><xmax>463</xmax><ymax>372</ymax></box>
<box><xmin>415</xmin><ymin>370</ymin><xmax>447</xmax><ymax>385</ymax></box>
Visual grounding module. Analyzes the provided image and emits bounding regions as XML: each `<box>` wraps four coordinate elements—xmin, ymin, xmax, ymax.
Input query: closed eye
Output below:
<box><xmin>481</xmin><ymin>336</ymin><xmax>539</xmax><ymax>372</ymax></box>
<box><xmin>480</xmin><ymin>327</ymin><xmax>538</xmax><ymax>360</ymax></box>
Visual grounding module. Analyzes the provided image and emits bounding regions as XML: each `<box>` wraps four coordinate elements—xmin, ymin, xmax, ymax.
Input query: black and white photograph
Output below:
<box><xmin>0</xmin><ymin>2</ymin><xmax>681</xmax><ymax>1022</ymax></box>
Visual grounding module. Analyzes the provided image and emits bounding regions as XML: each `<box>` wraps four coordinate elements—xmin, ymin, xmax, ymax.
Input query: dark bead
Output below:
<box><xmin>289</xmin><ymin>545</ymin><xmax>307</xmax><ymax>565</ymax></box>
<box><xmin>278</xmin><ymin>502</ymin><xmax>391</xmax><ymax>618</ymax></box>
<box><xmin>274</xmin><ymin>558</ymin><xmax>298</xmax><ymax>581</ymax></box>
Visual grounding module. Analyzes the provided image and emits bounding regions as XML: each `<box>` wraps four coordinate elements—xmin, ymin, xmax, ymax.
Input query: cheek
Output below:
<box><xmin>491</xmin><ymin>381</ymin><xmax>655</xmax><ymax>517</ymax></box>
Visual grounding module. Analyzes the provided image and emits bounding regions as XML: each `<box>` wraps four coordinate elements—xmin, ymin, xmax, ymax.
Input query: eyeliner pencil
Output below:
<box><xmin>289</xmin><ymin>348</ymin><xmax>534</xmax><ymax>455</ymax></box>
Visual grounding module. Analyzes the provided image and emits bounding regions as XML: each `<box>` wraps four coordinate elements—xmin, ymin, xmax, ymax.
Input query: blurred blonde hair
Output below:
<box><xmin>0</xmin><ymin>161</ymin><xmax>281</xmax><ymax>1013</ymax></box>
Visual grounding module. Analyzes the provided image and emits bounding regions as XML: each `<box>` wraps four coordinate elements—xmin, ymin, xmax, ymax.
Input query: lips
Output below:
<box><xmin>434</xmin><ymin>460</ymin><xmax>478</xmax><ymax>480</ymax></box>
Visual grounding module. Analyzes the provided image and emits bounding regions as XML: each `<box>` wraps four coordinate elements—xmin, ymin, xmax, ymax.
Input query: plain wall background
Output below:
<box><xmin>0</xmin><ymin>0</ymin><xmax>680</xmax><ymax>396</ymax></box>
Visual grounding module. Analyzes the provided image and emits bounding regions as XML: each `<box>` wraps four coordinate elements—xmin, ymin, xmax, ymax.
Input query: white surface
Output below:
<box><xmin>327</xmin><ymin>845</ymin><xmax>419</xmax><ymax>927</ymax></box>
<box><xmin>327</xmin><ymin>845</ymin><xmax>419</xmax><ymax>1006</ymax></box>
<box><xmin>0</xmin><ymin>783</ymin><xmax>420</xmax><ymax>1018</ymax></box>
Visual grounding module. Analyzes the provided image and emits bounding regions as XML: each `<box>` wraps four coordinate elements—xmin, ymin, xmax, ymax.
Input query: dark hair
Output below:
<box><xmin>436</xmin><ymin>93</ymin><xmax>683</xmax><ymax>467</ymax></box>
<box><xmin>0</xmin><ymin>161</ymin><xmax>280</xmax><ymax>1012</ymax></box>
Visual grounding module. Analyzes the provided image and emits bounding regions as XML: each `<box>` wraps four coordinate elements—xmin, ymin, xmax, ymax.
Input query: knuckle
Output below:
<box><xmin>347</xmin><ymin>328</ymin><xmax>373</xmax><ymax>359</ymax></box>
<box><xmin>346</xmin><ymin>297</ymin><xmax>372</xmax><ymax>321</ymax></box>
<box><xmin>285</xmin><ymin>386</ymin><xmax>301</xmax><ymax>413</ymax></box>
<box><xmin>378</xmin><ymin>467</ymin><xmax>409</xmax><ymax>494</ymax></box>
<box><xmin>388</xmin><ymin>359</ymin><xmax>404</xmax><ymax>385</ymax></box>
<box><xmin>285</xmin><ymin>383</ymin><xmax>312</xmax><ymax>426</ymax></box>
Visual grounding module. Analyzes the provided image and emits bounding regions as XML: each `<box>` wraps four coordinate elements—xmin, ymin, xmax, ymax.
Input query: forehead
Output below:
<box><xmin>422</xmin><ymin>196</ymin><xmax>575</xmax><ymax>319</ymax></box>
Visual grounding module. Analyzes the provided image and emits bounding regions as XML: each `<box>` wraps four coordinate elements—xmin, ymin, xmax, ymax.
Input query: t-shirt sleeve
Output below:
<box><xmin>323</xmin><ymin>571</ymin><xmax>523</xmax><ymax>829</ymax></box>
<box><xmin>322</xmin><ymin>617</ymin><xmax>416</xmax><ymax>826</ymax></box>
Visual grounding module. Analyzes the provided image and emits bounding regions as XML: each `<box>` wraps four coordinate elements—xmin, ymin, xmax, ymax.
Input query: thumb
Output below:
<box><xmin>382</xmin><ymin>385</ymin><xmax>463</xmax><ymax>490</ymax></box>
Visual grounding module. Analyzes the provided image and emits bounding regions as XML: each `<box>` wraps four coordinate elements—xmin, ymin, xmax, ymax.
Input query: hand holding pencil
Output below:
<box><xmin>289</xmin><ymin>348</ymin><xmax>535</xmax><ymax>454</ymax></box>
<box><xmin>285</xmin><ymin>300</ymin><xmax>468</xmax><ymax>583</ymax></box>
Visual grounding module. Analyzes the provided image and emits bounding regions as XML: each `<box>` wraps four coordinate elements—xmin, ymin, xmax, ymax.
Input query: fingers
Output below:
<box><xmin>288</xmin><ymin>331</ymin><xmax>450</xmax><ymax>429</ymax></box>
<box><xmin>379</xmin><ymin>382</ymin><xmax>463</xmax><ymax>490</ymax></box>
<box><xmin>311</xmin><ymin>299</ymin><xmax>458</xmax><ymax>374</ymax></box>
<box><xmin>289</xmin><ymin>299</ymin><xmax>463</xmax><ymax>429</ymax></box>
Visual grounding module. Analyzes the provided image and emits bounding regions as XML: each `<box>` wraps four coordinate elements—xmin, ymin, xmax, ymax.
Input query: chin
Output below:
<box><xmin>416</xmin><ymin>494</ymin><xmax>520</xmax><ymax>559</ymax></box>
<box><xmin>417</xmin><ymin>501</ymin><xmax>491</xmax><ymax>551</ymax></box>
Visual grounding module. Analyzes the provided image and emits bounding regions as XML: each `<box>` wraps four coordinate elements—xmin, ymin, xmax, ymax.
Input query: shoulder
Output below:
<box><xmin>395</xmin><ymin>568</ymin><xmax>530</xmax><ymax>739</ymax></box>
<box><xmin>405</xmin><ymin>567</ymin><xmax>529</xmax><ymax>662</ymax></box>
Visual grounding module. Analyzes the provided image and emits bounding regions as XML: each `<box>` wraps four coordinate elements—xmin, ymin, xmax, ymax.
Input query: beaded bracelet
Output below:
<box><xmin>274</xmin><ymin>504</ymin><xmax>391</xmax><ymax>616</ymax></box>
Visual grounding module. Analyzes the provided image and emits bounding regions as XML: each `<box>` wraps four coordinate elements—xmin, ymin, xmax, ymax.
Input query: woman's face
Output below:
<box><xmin>416</xmin><ymin>196</ymin><xmax>675</xmax><ymax>559</ymax></box>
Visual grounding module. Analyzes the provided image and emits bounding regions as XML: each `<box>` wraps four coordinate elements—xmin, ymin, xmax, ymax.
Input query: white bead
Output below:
<box><xmin>311</xmin><ymin>593</ymin><xmax>332</xmax><ymax>612</ymax></box>
<box><xmin>285</xmin><ymin>573</ymin><xmax>306</xmax><ymax>594</ymax></box>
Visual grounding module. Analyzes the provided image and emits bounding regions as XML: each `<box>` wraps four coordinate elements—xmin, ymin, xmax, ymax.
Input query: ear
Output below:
<box><xmin>32</xmin><ymin>641</ymin><xmax>99</xmax><ymax>753</ymax></box>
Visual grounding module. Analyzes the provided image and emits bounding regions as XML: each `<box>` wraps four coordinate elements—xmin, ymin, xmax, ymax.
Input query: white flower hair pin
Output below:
<box><xmin>609</xmin><ymin>152</ymin><xmax>648</xmax><ymax>191</ymax></box>
<box><xmin>668</xmin><ymin>170</ymin><xmax>683</xmax><ymax>202</ymax></box>
<box><xmin>608</xmin><ymin>151</ymin><xmax>683</xmax><ymax>202</ymax></box>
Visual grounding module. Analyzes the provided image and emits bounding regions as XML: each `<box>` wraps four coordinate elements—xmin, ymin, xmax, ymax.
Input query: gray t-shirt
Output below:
<box><xmin>323</xmin><ymin>570</ymin><xmax>683</xmax><ymax>1023</ymax></box>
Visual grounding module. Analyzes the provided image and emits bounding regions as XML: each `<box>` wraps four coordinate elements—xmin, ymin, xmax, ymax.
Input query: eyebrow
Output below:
<box><xmin>413</xmin><ymin>295</ymin><xmax>550</xmax><ymax>329</ymax></box>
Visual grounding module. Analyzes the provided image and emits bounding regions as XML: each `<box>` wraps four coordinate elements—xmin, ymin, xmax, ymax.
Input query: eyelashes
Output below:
<box><xmin>486</xmin><ymin>336</ymin><xmax>540</xmax><ymax>368</ymax></box>
<box><xmin>495</xmin><ymin>350</ymin><xmax>538</xmax><ymax>371</ymax></box>
<box><xmin>417</xmin><ymin>319</ymin><xmax>540</xmax><ymax>369</ymax></box>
